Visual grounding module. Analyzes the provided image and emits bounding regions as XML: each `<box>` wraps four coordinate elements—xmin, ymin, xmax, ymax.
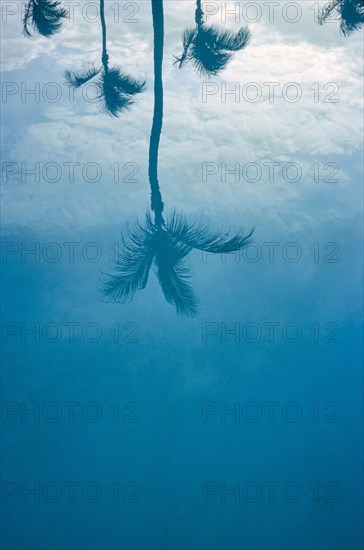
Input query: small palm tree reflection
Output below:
<box><xmin>65</xmin><ymin>63</ymin><xmax>145</xmax><ymax>117</ymax></box>
<box><xmin>101</xmin><ymin>0</ymin><xmax>253</xmax><ymax>316</ymax></box>
<box><xmin>318</xmin><ymin>0</ymin><xmax>364</xmax><ymax>36</ymax></box>
<box><xmin>23</xmin><ymin>0</ymin><xmax>67</xmax><ymax>37</ymax></box>
<box><xmin>174</xmin><ymin>0</ymin><xmax>251</xmax><ymax>76</ymax></box>
<box><xmin>64</xmin><ymin>0</ymin><xmax>145</xmax><ymax>116</ymax></box>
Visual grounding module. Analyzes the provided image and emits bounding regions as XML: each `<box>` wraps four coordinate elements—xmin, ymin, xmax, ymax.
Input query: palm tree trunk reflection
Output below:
<box><xmin>100</xmin><ymin>0</ymin><xmax>109</xmax><ymax>66</ymax></box>
<box><xmin>101</xmin><ymin>0</ymin><xmax>254</xmax><ymax>317</ymax></box>
<box><xmin>149</xmin><ymin>0</ymin><xmax>165</xmax><ymax>226</ymax></box>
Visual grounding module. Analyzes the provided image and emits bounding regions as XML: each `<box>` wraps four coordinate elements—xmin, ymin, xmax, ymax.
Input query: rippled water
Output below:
<box><xmin>1</xmin><ymin>1</ymin><xmax>363</xmax><ymax>549</ymax></box>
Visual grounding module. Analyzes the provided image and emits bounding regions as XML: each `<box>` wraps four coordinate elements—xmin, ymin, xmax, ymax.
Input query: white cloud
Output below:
<box><xmin>1</xmin><ymin>0</ymin><xmax>362</xmax><ymax>235</ymax></box>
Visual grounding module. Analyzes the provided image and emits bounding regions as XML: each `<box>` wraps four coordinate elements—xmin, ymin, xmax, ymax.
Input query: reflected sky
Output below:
<box><xmin>1</xmin><ymin>0</ymin><xmax>363</xmax><ymax>315</ymax></box>
<box><xmin>1</xmin><ymin>1</ymin><xmax>363</xmax><ymax>231</ymax></box>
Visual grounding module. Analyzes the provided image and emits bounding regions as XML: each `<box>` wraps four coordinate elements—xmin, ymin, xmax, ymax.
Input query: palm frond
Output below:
<box><xmin>174</xmin><ymin>28</ymin><xmax>197</xmax><ymax>68</ymax></box>
<box><xmin>96</xmin><ymin>80</ymin><xmax>134</xmax><ymax>117</ymax></box>
<box><xmin>182</xmin><ymin>28</ymin><xmax>197</xmax><ymax>50</ymax></box>
<box><xmin>191</xmin><ymin>38</ymin><xmax>231</xmax><ymax>75</ymax></box>
<box><xmin>155</xmin><ymin>236</ymin><xmax>199</xmax><ymax>317</ymax></box>
<box><xmin>101</xmin><ymin>220</ymin><xmax>155</xmax><ymax>303</ymax></box>
<box><xmin>23</xmin><ymin>1</ymin><xmax>33</xmax><ymax>36</ymax></box>
<box><xmin>64</xmin><ymin>65</ymin><xmax>100</xmax><ymax>88</ymax></box>
<box><xmin>317</xmin><ymin>0</ymin><xmax>339</xmax><ymax>24</ymax></box>
<box><xmin>23</xmin><ymin>0</ymin><xmax>67</xmax><ymax>37</ymax></box>
<box><xmin>167</xmin><ymin>212</ymin><xmax>254</xmax><ymax>253</ymax></box>
<box><xmin>176</xmin><ymin>22</ymin><xmax>251</xmax><ymax>76</ymax></box>
<box><xmin>96</xmin><ymin>68</ymin><xmax>145</xmax><ymax>117</ymax></box>
<box><xmin>214</xmin><ymin>26</ymin><xmax>251</xmax><ymax>51</ymax></box>
<box><xmin>105</xmin><ymin>67</ymin><xmax>146</xmax><ymax>95</ymax></box>
<box><xmin>339</xmin><ymin>0</ymin><xmax>364</xmax><ymax>35</ymax></box>
<box><xmin>192</xmin><ymin>27</ymin><xmax>238</xmax><ymax>75</ymax></box>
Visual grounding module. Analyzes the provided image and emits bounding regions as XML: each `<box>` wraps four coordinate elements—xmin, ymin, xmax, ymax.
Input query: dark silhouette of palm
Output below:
<box><xmin>101</xmin><ymin>0</ymin><xmax>253</xmax><ymax>316</ymax></box>
<box><xmin>64</xmin><ymin>0</ymin><xmax>145</xmax><ymax>116</ymax></box>
<box><xmin>174</xmin><ymin>0</ymin><xmax>250</xmax><ymax>76</ymax></box>
<box><xmin>23</xmin><ymin>0</ymin><xmax>67</xmax><ymax>37</ymax></box>
<box><xmin>65</xmin><ymin>63</ymin><xmax>145</xmax><ymax>117</ymax></box>
<box><xmin>102</xmin><ymin>212</ymin><xmax>253</xmax><ymax>317</ymax></box>
<box><xmin>318</xmin><ymin>0</ymin><xmax>364</xmax><ymax>36</ymax></box>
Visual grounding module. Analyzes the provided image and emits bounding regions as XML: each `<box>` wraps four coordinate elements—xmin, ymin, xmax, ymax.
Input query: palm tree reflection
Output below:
<box><xmin>23</xmin><ymin>0</ymin><xmax>67</xmax><ymax>37</ymax></box>
<box><xmin>102</xmin><ymin>0</ymin><xmax>253</xmax><ymax>317</ymax></box>
<box><xmin>102</xmin><ymin>213</ymin><xmax>253</xmax><ymax>318</ymax></box>
<box><xmin>318</xmin><ymin>0</ymin><xmax>364</xmax><ymax>36</ymax></box>
<box><xmin>174</xmin><ymin>0</ymin><xmax>251</xmax><ymax>76</ymax></box>
<box><xmin>64</xmin><ymin>0</ymin><xmax>145</xmax><ymax>116</ymax></box>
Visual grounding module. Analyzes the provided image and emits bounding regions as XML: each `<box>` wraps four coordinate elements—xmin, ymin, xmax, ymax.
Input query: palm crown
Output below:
<box><xmin>174</xmin><ymin>0</ymin><xmax>251</xmax><ymax>76</ymax></box>
<box><xmin>318</xmin><ymin>0</ymin><xmax>364</xmax><ymax>36</ymax></box>
<box><xmin>64</xmin><ymin>0</ymin><xmax>145</xmax><ymax>116</ymax></box>
<box><xmin>102</xmin><ymin>212</ymin><xmax>253</xmax><ymax>317</ymax></box>
<box><xmin>23</xmin><ymin>0</ymin><xmax>67</xmax><ymax>37</ymax></box>
<box><xmin>65</xmin><ymin>63</ymin><xmax>145</xmax><ymax>117</ymax></box>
